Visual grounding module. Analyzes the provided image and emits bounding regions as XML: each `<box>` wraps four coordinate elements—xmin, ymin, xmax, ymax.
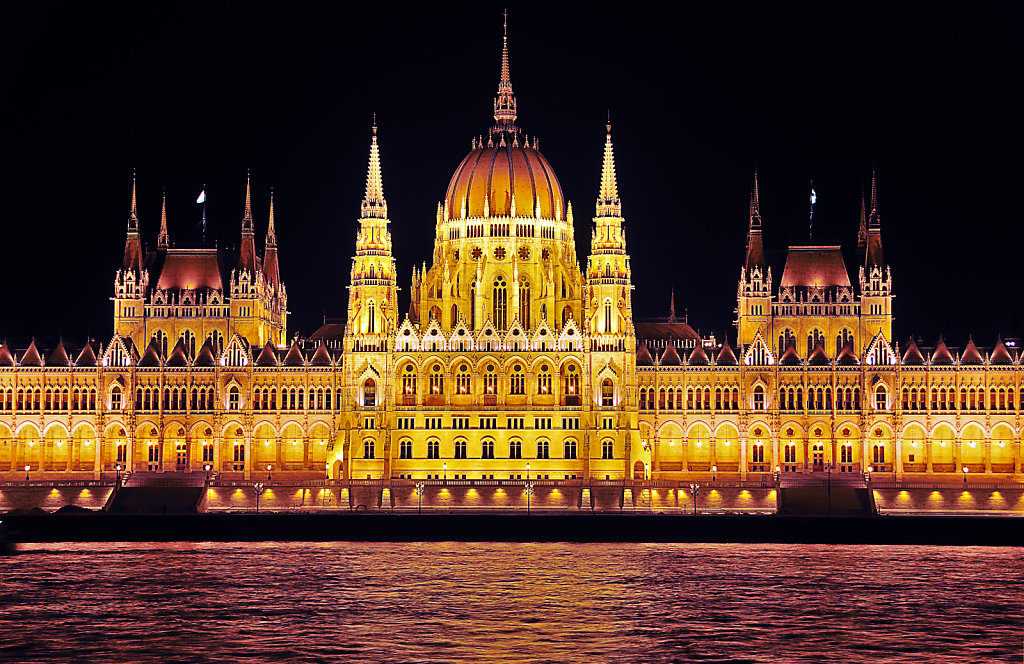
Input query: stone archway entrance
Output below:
<box><xmin>633</xmin><ymin>460</ymin><xmax>645</xmax><ymax>480</ymax></box>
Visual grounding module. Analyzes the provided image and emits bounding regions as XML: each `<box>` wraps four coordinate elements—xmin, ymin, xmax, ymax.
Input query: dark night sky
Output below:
<box><xmin>1</xmin><ymin>2</ymin><xmax>1022</xmax><ymax>348</ymax></box>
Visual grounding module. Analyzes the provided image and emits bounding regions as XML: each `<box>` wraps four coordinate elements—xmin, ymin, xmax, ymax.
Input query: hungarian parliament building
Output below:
<box><xmin>0</xmin><ymin>34</ymin><xmax>1021</xmax><ymax>485</ymax></box>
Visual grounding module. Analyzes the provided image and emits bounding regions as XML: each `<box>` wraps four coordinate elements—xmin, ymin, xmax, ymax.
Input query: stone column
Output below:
<box><xmin>739</xmin><ymin>434</ymin><xmax>747</xmax><ymax>479</ymax></box>
<box><xmin>94</xmin><ymin>432</ymin><xmax>103</xmax><ymax>480</ymax></box>
<box><xmin>984</xmin><ymin>438</ymin><xmax>992</xmax><ymax>474</ymax></box>
<box><xmin>894</xmin><ymin>432</ymin><xmax>903</xmax><ymax>479</ymax></box>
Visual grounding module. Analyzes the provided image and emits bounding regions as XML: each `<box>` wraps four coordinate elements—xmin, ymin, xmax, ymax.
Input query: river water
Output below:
<box><xmin>1</xmin><ymin>542</ymin><xmax>1021</xmax><ymax>663</ymax></box>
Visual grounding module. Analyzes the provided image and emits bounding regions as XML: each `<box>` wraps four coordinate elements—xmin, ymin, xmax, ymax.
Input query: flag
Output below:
<box><xmin>810</xmin><ymin>188</ymin><xmax>817</xmax><ymax>205</ymax></box>
<box><xmin>196</xmin><ymin>190</ymin><xmax>206</xmax><ymax>204</ymax></box>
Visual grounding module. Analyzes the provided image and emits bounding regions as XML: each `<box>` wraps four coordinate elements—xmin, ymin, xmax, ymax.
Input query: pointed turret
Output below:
<box><xmin>361</xmin><ymin>120</ymin><xmax>388</xmax><ymax>219</ymax></box>
<box><xmin>19</xmin><ymin>340</ymin><xmax>41</xmax><ymax>367</ymax></box>
<box><xmin>263</xmin><ymin>188</ymin><xmax>281</xmax><ymax>292</ymax></box>
<box><xmin>865</xmin><ymin>168</ymin><xmax>883</xmax><ymax>268</ymax></box>
<box><xmin>239</xmin><ymin>170</ymin><xmax>257</xmax><ymax>274</ymax></box>
<box><xmin>596</xmin><ymin>116</ymin><xmax>620</xmax><ymax>217</ymax></box>
<box><xmin>990</xmin><ymin>338</ymin><xmax>1014</xmax><ymax>365</ymax></box>
<box><xmin>716</xmin><ymin>341</ymin><xmax>738</xmax><ymax>366</ymax></box>
<box><xmin>668</xmin><ymin>289</ymin><xmax>677</xmax><ymax>323</ymax></box>
<box><xmin>931</xmin><ymin>337</ymin><xmax>954</xmax><ymax>366</ymax></box>
<box><xmin>492</xmin><ymin>10</ymin><xmax>518</xmax><ymax>133</ymax></box>
<box><xmin>122</xmin><ymin>170</ymin><xmax>144</xmax><ymax>274</ymax></box>
<box><xmin>157</xmin><ymin>187</ymin><xmax>169</xmax><ymax>249</ymax></box>
<box><xmin>902</xmin><ymin>337</ymin><xmax>925</xmax><ymax>366</ymax></box>
<box><xmin>744</xmin><ymin>169</ymin><xmax>765</xmax><ymax>272</ymax></box>
<box><xmin>960</xmin><ymin>337</ymin><xmax>984</xmax><ymax>365</ymax></box>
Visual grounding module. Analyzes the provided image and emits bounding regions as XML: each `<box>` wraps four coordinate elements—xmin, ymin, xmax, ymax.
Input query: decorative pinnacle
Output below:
<box><xmin>157</xmin><ymin>187</ymin><xmax>169</xmax><ymax>249</ymax></box>
<box><xmin>128</xmin><ymin>169</ymin><xmax>139</xmax><ymax>230</ymax></box>
<box><xmin>492</xmin><ymin>11</ymin><xmax>517</xmax><ymax>130</ymax></box>
<box><xmin>858</xmin><ymin>185</ymin><xmax>867</xmax><ymax>245</ymax></box>
<box><xmin>596</xmin><ymin>118</ymin><xmax>621</xmax><ymax>216</ymax></box>
<box><xmin>749</xmin><ymin>169</ymin><xmax>762</xmax><ymax>230</ymax></box>
<box><xmin>361</xmin><ymin>120</ymin><xmax>387</xmax><ymax>219</ymax></box>
<box><xmin>243</xmin><ymin>168</ymin><xmax>254</xmax><ymax>232</ymax></box>
<box><xmin>868</xmin><ymin>166</ymin><xmax>881</xmax><ymax>230</ymax></box>
<box><xmin>266</xmin><ymin>187</ymin><xmax>277</xmax><ymax>248</ymax></box>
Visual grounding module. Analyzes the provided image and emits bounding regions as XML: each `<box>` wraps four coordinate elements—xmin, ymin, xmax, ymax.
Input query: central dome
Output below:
<box><xmin>444</xmin><ymin>141</ymin><xmax>564</xmax><ymax>221</ymax></box>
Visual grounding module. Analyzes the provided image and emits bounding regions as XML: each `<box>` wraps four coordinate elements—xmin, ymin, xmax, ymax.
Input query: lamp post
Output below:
<box><xmin>825</xmin><ymin>462</ymin><xmax>833</xmax><ymax>517</ymax></box>
<box><xmin>962</xmin><ymin>466</ymin><xmax>969</xmax><ymax>484</ymax></box>
<box><xmin>267</xmin><ymin>464</ymin><xmax>272</xmax><ymax>481</ymax></box>
<box><xmin>526</xmin><ymin>462</ymin><xmax>530</xmax><ymax>482</ymax></box>
<box><xmin>204</xmin><ymin>464</ymin><xmax>211</xmax><ymax>484</ymax></box>
<box><xmin>254</xmin><ymin>482</ymin><xmax>265</xmax><ymax>514</ymax></box>
<box><xmin>865</xmin><ymin>466</ymin><xmax>873</xmax><ymax>485</ymax></box>
<box><xmin>773</xmin><ymin>465</ymin><xmax>780</xmax><ymax>486</ymax></box>
<box><xmin>443</xmin><ymin>462</ymin><xmax>447</xmax><ymax>483</ymax></box>
<box><xmin>712</xmin><ymin>464</ymin><xmax>717</xmax><ymax>482</ymax></box>
<box><xmin>24</xmin><ymin>465</ymin><xmax>30</xmax><ymax>482</ymax></box>
<box><xmin>645</xmin><ymin>462</ymin><xmax>651</xmax><ymax>508</ymax></box>
<box><xmin>688</xmin><ymin>483</ymin><xmax>700</xmax><ymax>516</ymax></box>
<box><xmin>115</xmin><ymin>463</ymin><xmax>122</xmax><ymax>493</ymax></box>
<box><xmin>526</xmin><ymin>481</ymin><xmax>534</xmax><ymax>515</ymax></box>
<box><xmin>415</xmin><ymin>481</ymin><xmax>424</xmax><ymax>515</ymax></box>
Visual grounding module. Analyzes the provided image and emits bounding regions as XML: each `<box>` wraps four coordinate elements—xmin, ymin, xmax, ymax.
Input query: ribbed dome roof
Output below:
<box><xmin>445</xmin><ymin>143</ymin><xmax>564</xmax><ymax>221</ymax></box>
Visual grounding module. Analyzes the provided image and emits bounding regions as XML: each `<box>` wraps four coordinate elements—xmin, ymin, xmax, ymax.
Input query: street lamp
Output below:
<box><xmin>443</xmin><ymin>462</ymin><xmax>447</xmax><ymax>482</ymax></box>
<box><xmin>254</xmin><ymin>482</ymin><xmax>265</xmax><ymax>513</ymax></box>
<box><xmin>645</xmin><ymin>462</ymin><xmax>651</xmax><ymax>508</ymax></box>
<box><xmin>825</xmin><ymin>462</ymin><xmax>834</xmax><ymax>517</ymax></box>
<box><xmin>204</xmin><ymin>464</ymin><xmax>211</xmax><ymax>483</ymax></box>
<box><xmin>115</xmin><ymin>463</ymin><xmax>122</xmax><ymax>492</ymax></box>
<box><xmin>415</xmin><ymin>481</ymin><xmax>425</xmax><ymax>514</ymax></box>
<box><xmin>25</xmin><ymin>465</ymin><xmax>30</xmax><ymax>482</ymax></box>
<box><xmin>962</xmin><ymin>466</ymin><xmax>969</xmax><ymax>484</ymax></box>
<box><xmin>866</xmin><ymin>466</ymin><xmax>873</xmax><ymax>484</ymax></box>
<box><xmin>712</xmin><ymin>464</ymin><xmax>717</xmax><ymax>482</ymax></box>
<box><xmin>267</xmin><ymin>464</ymin><xmax>272</xmax><ymax>481</ymax></box>
<box><xmin>526</xmin><ymin>482</ymin><xmax>534</xmax><ymax>515</ymax></box>
<box><xmin>526</xmin><ymin>462</ymin><xmax>530</xmax><ymax>481</ymax></box>
<box><xmin>688</xmin><ymin>482</ymin><xmax>700</xmax><ymax>516</ymax></box>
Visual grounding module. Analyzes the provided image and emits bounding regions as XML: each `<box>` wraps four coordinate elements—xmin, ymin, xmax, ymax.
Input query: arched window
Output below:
<box><xmin>508</xmin><ymin>438</ymin><xmax>522</xmax><ymax>459</ymax></box>
<box><xmin>875</xmin><ymin>385</ymin><xmax>887</xmax><ymax>411</ymax></box>
<box><xmin>492</xmin><ymin>276</ymin><xmax>508</xmax><ymax>330</ymax></box>
<box><xmin>209</xmin><ymin>330</ymin><xmax>224</xmax><ymax>353</ymax></box>
<box><xmin>602</xmin><ymin>439</ymin><xmax>614</xmax><ymax>459</ymax></box>
<box><xmin>753</xmin><ymin>385</ymin><xmax>765</xmax><ymax>410</ymax></box>
<box><xmin>806</xmin><ymin>329</ymin><xmax>824</xmax><ymax>356</ymax></box>
<box><xmin>872</xmin><ymin>443</ymin><xmax>886</xmax><ymax>464</ymax></box>
<box><xmin>470</xmin><ymin>281</ymin><xmax>478</xmax><ymax>329</ymax></box>
<box><xmin>110</xmin><ymin>385</ymin><xmax>122</xmax><ymax>411</ymax></box>
<box><xmin>563</xmin><ymin>365</ymin><xmax>579</xmax><ymax>398</ymax></box>
<box><xmin>518</xmin><ymin>277</ymin><xmax>531</xmax><ymax>328</ymax></box>
<box><xmin>450</xmin><ymin>303</ymin><xmax>459</xmax><ymax>325</ymax></box>
<box><xmin>455</xmin><ymin>364</ymin><xmax>471</xmax><ymax>394</ymax></box>
<box><xmin>604</xmin><ymin>299</ymin><xmax>613</xmax><ymax>333</ymax></box>
<box><xmin>640</xmin><ymin>387</ymin><xmax>648</xmax><ymax>410</ymax></box>
<box><xmin>509</xmin><ymin>363</ymin><xmax>525</xmax><ymax>395</ymax></box>
<box><xmin>363</xmin><ymin>379</ymin><xmax>376</xmax><ymax>407</ymax></box>
<box><xmin>430</xmin><ymin>364</ymin><xmax>444</xmax><ymax>394</ymax></box>
<box><xmin>481</xmin><ymin>438</ymin><xmax>495</xmax><ymax>459</ymax></box>
<box><xmin>401</xmin><ymin>365</ymin><xmax>416</xmax><ymax>402</ymax></box>
<box><xmin>367</xmin><ymin>301</ymin><xmax>376</xmax><ymax>334</ymax></box>
<box><xmin>537</xmin><ymin>364</ymin><xmax>552</xmax><ymax>395</ymax></box>
<box><xmin>181</xmin><ymin>330</ymin><xmax>196</xmax><ymax>358</ymax></box>
<box><xmin>228</xmin><ymin>385</ymin><xmax>240</xmax><ymax>410</ymax></box>
<box><xmin>399</xmin><ymin>439</ymin><xmax>413</xmax><ymax>459</ymax></box>
<box><xmin>427</xmin><ymin>438</ymin><xmax>440</xmax><ymax>459</ymax></box>
<box><xmin>454</xmin><ymin>438</ymin><xmax>468</xmax><ymax>459</ymax></box>
<box><xmin>601</xmin><ymin>378</ymin><xmax>614</xmax><ymax>407</ymax></box>
<box><xmin>153</xmin><ymin>330</ymin><xmax>168</xmax><ymax>357</ymax></box>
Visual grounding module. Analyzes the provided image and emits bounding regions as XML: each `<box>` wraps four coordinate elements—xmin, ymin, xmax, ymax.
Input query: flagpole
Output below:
<box><xmin>202</xmin><ymin>183</ymin><xmax>207</xmax><ymax>243</ymax></box>
<box><xmin>808</xmin><ymin>180</ymin><xmax>815</xmax><ymax>241</ymax></box>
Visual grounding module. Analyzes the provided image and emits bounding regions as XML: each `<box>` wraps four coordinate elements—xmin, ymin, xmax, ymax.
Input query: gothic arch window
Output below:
<box><xmin>456</xmin><ymin>364</ymin><xmax>471</xmax><ymax>394</ymax></box>
<box><xmin>779</xmin><ymin>328</ymin><xmax>796</xmax><ymax>354</ymax></box>
<box><xmin>470</xmin><ymin>281</ymin><xmax>478</xmax><ymax>329</ymax></box>
<box><xmin>601</xmin><ymin>378</ymin><xmax>614</xmax><ymax>407</ymax></box>
<box><xmin>110</xmin><ymin>385</ymin><xmax>122</xmax><ymax>411</ymax></box>
<box><xmin>835</xmin><ymin>328</ymin><xmax>853</xmax><ymax>355</ymax></box>
<box><xmin>209</xmin><ymin>330</ymin><xmax>224</xmax><ymax>354</ymax></box>
<box><xmin>875</xmin><ymin>385</ymin><xmax>887</xmax><ymax>411</ymax></box>
<box><xmin>429</xmin><ymin>305</ymin><xmax>441</xmax><ymax>321</ymax></box>
<box><xmin>430</xmin><ymin>364</ymin><xmax>444</xmax><ymax>395</ymax></box>
<box><xmin>753</xmin><ymin>385</ymin><xmax>765</xmax><ymax>410</ymax></box>
<box><xmin>227</xmin><ymin>385</ymin><xmax>240</xmax><ymax>410</ymax></box>
<box><xmin>181</xmin><ymin>330</ymin><xmax>196</xmax><ymax>358</ymax></box>
<box><xmin>519</xmin><ymin>277</ymin><xmax>531</xmax><ymax>328</ymax></box>
<box><xmin>540</xmin><ymin>303</ymin><xmax>547</xmax><ymax>322</ymax></box>
<box><xmin>561</xmin><ymin>276</ymin><xmax>567</xmax><ymax>298</ymax></box>
<box><xmin>367</xmin><ymin>301</ymin><xmax>376</xmax><ymax>334</ymax></box>
<box><xmin>603</xmin><ymin>299</ymin><xmax>613</xmax><ymax>333</ymax></box>
<box><xmin>153</xmin><ymin>330</ymin><xmax>168</xmax><ymax>357</ymax></box>
<box><xmin>563</xmin><ymin>364</ymin><xmax>579</xmax><ymax>400</ymax></box>
<box><xmin>492</xmin><ymin>275</ymin><xmax>508</xmax><ymax>330</ymax></box>
<box><xmin>806</xmin><ymin>329</ymin><xmax>825</xmax><ymax>356</ymax></box>
<box><xmin>450</xmin><ymin>304</ymin><xmax>459</xmax><ymax>325</ymax></box>
<box><xmin>363</xmin><ymin>378</ymin><xmax>376</xmax><ymax>407</ymax></box>
<box><xmin>537</xmin><ymin>364</ymin><xmax>552</xmax><ymax>395</ymax></box>
<box><xmin>509</xmin><ymin>363</ymin><xmax>525</xmax><ymax>395</ymax></box>
<box><xmin>562</xmin><ymin>305</ymin><xmax>572</xmax><ymax>327</ymax></box>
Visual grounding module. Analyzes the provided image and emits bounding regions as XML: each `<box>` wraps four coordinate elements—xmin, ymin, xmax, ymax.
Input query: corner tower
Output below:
<box><xmin>737</xmin><ymin>171</ymin><xmax>771</xmax><ymax>348</ymax></box>
<box><xmin>859</xmin><ymin>169</ymin><xmax>893</xmax><ymax>342</ymax></box>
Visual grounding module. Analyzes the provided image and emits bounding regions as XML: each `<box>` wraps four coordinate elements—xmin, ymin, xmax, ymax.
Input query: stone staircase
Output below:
<box><xmin>105</xmin><ymin>471</ymin><xmax>208</xmax><ymax>514</ymax></box>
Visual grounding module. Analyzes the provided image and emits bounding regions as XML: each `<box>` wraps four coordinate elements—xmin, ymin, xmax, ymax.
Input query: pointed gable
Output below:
<box><xmin>636</xmin><ymin>344</ymin><xmax>654</xmax><ymax>367</ymax></box>
<box><xmin>139</xmin><ymin>338</ymin><xmax>163</xmax><ymax>367</ymax></box>
<box><xmin>808</xmin><ymin>342</ymin><xmax>830</xmax><ymax>366</ymax></box>
<box><xmin>283</xmin><ymin>340</ymin><xmax>305</xmax><ymax>367</ymax></box>
<box><xmin>836</xmin><ymin>340</ymin><xmax>859</xmax><ymax>366</ymax></box>
<box><xmin>255</xmin><ymin>341</ymin><xmax>280</xmax><ymax>367</ymax></box>
<box><xmin>75</xmin><ymin>342</ymin><xmax>97</xmax><ymax>367</ymax></box>
<box><xmin>779</xmin><ymin>344</ymin><xmax>801</xmax><ymax>366</ymax></box>
<box><xmin>166</xmin><ymin>338</ymin><xmax>190</xmax><ymax>367</ymax></box>
<box><xmin>194</xmin><ymin>338</ymin><xmax>217</xmax><ymax>367</ymax></box>
<box><xmin>310</xmin><ymin>342</ymin><xmax>332</xmax><ymax>367</ymax></box>
<box><xmin>990</xmin><ymin>338</ymin><xmax>1013</xmax><ymax>365</ymax></box>
<box><xmin>687</xmin><ymin>344</ymin><xmax>709</xmax><ymax>366</ymax></box>
<box><xmin>931</xmin><ymin>338</ymin><xmax>954</xmax><ymax>366</ymax></box>
<box><xmin>902</xmin><ymin>338</ymin><xmax>925</xmax><ymax>366</ymax></box>
<box><xmin>46</xmin><ymin>341</ymin><xmax>71</xmax><ymax>367</ymax></box>
<box><xmin>0</xmin><ymin>342</ymin><xmax>14</xmax><ymax>367</ymax></box>
<box><xmin>960</xmin><ymin>338</ymin><xmax>983</xmax><ymax>365</ymax></box>
<box><xmin>20</xmin><ymin>340</ymin><xmax>42</xmax><ymax>367</ymax></box>
<box><xmin>659</xmin><ymin>343</ymin><xmax>682</xmax><ymax>366</ymax></box>
<box><xmin>715</xmin><ymin>341</ymin><xmax>738</xmax><ymax>366</ymax></box>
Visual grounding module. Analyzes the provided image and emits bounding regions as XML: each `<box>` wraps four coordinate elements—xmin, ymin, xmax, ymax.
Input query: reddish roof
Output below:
<box><xmin>139</xmin><ymin>339</ymin><xmax>162</xmax><ymax>367</ymax></box>
<box><xmin>779</xmin><ymin>344</ymin><xmax>801</xmax><ymax>366</ymax></box>
<box><xmin>194</xmin><ymin>339</ymin><xmax>217</xmax><ymax>367</ymax></box>
<box><xmin>20</xmin><ymin>340</ymin><xmax>41</xmax><ymax>366</ymax></box>
<box><xmin>635</xmin><ymin>322</ymin><xmax>701</xmax><ymax>343</ymax></box>
<box><xmin>75</xmin><ymin>342</ymin><xmax>97</xmax><ymax>367</ymax></box>
<box><xmin>310</xmin><ymin>323</ymin><xmax>346</xmax><ymax>342</ymax></box>
<box><xmin>166</xmin><ymin>339</ymin><xmax>189</xmax><ymax>367</ymax></box>
<box><xmin>837</xmin><ymin>340</ymin><xmax>859</xmax><ymax>366</ymax></box>
<box><xmin>0</xmin><ymin>342</ymin><xmax>14</xmax><ymax>367</ymax></box>
<box><xmin>687</xmin><ymin>344</ymin><xmax>709</xmax><ymax>366</ymax></box>
<box><xmin>283</xmin><ymin>341</ymin><xmax>305</xmax><ymax>366</ymax></box>
<box><xmin>309</xmin><ymin>342</ymin><xmax>332</xmax><ymax>366</ymax></box>
<box><xmin>659</xmin><ymin>344</ymin><xmax>682</xmax><ymax>366</ymax></box>
<box><xmin>256</xmin><ymin>342</ymin><xmax>279</xmax><ymax>367</ymax></box>
<box><xmin>808</xmin><ymin>342</ymin><xmax>830</xmax><ymax>366</ymax></box>
<box><xmin>931</xmin><ymin>338</ymin><xmax>954</xmax><ymax>366</ymax></box>
<box><xmin>779</xmin><ymin>246</ymin><xmax>851</xmax><ymax>288</ymax></box>
<box><xmin>46</xmin><ymin>341</ymin><xmax>71</xmax><ymax>367</ymax></box>
<box><xmin>715</xmin><ymin>342</ymin><xmax>737</xmax><ymax>366</ymax></box>
<box><xmin>990</xmin><ymin>338</ymin><xmax>1014</xmax><ymax>365</ymax></box>
<box><xmin>636</xmin><ymin>344</ymin><xmax>654</xmax><ymax>367</ymax></box>
<box><xmin>155</xmin><ymin>248</ymin><xmax>225</xmax><ymax>291</ymax></box>
<box><xmin>960</xmin><ymin>338</ymin><xmax>984</xmax><ymax>365</ymax></box>
<box><xmin>902</xmin><ymin>338</ymin><xmax>925</xmax><ymax>365</ymax></box>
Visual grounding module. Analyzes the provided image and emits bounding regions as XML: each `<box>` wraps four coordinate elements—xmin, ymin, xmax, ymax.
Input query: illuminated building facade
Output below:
<box><xmin>0</xmin><ymin>31</ymin><xmax>1020</xmax><ymax>485</ymax></box>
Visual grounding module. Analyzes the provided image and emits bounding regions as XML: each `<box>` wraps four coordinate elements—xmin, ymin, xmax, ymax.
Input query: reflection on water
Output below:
<box><xmin>1</xmin><ymin>542</ymin><xmax>1022</xmax><ymax>663</ymax></box>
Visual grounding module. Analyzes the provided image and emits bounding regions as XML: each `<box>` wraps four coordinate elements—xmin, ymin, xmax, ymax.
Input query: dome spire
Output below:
<box><xmin>361</xmin><ymin>117</ymin><xmax>387</xmax><ymax>219</ymax></box>
<box><xmin>492</xmin><ymin>10</ymin><xmax>518</xmax><ymax>133</ymax></box>
<box><xmin>596</xmin><ymin>114</ymin><xmax>620</xmax><ymax>217</ymax></box>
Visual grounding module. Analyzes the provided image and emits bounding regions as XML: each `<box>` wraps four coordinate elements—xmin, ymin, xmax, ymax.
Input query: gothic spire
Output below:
<box><xmin>749</xmin><ymin>168</ymin><xmax>762</xmax><ymax>230</ymax></box>
<box><xmin>266</xmin><ymin>187</ymin><xmax>277</xmax><ymax>248</ymax></box>
<box><xmin>857</xmin><ymin>184</ymin><xmax>868</xmax><ymax>251</ymax></box>
<box><xmin>128</xmin><ymin>169</ymin><xmax>139</xmax><ymax>231</ymax></box>
<box><xmin>242</xmin><ymin>168</ymin><xmax>254</xmax><ymax>233</ymax></box>
<box><xmin>361</xmin><ymin>119</ymin><xmax>388</xmax><ymax>219</ymax></box>
<box><xmin>492</xmin><ymin>10</ymin><xmax>518</xmax><ymax>131</ymax></box>
<box><xmin>744</xmin><ymin>169</ymin><xmax>766</xmax><ymax>272</ymax></box>
<box><xmin>868</xmin><ymin>167</ymin><xmax>880</xmax><ymax>230</ymax></box>
<box><xmin>157</xmin><ymin>187</ymin><xmax>169</xmax><ymax>249</ymax></box>
<box><xmin>668</xmin><ymin>289</ymin><xmax>677</xmax><ymax>323</ymax></box>
<box><xmin>864</xmin><ymin>167</ymin><xmax>884</xmax><ymax>268</ymax></box>
<box><xmin>122</xmin><ymin>170</ymin><xmax>144</xmax><ymax>273</ymax></box>
<box><xmin>596</xmin><ymin>116</ymin><xmax>621</xmax><ymax>217</ymax></box>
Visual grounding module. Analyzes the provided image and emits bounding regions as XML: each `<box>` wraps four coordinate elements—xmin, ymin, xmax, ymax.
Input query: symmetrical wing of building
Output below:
<box><xmin>0</xmin><ymin>31</ymin><xmax>1021</xmax><ymax>483</ymax></box>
